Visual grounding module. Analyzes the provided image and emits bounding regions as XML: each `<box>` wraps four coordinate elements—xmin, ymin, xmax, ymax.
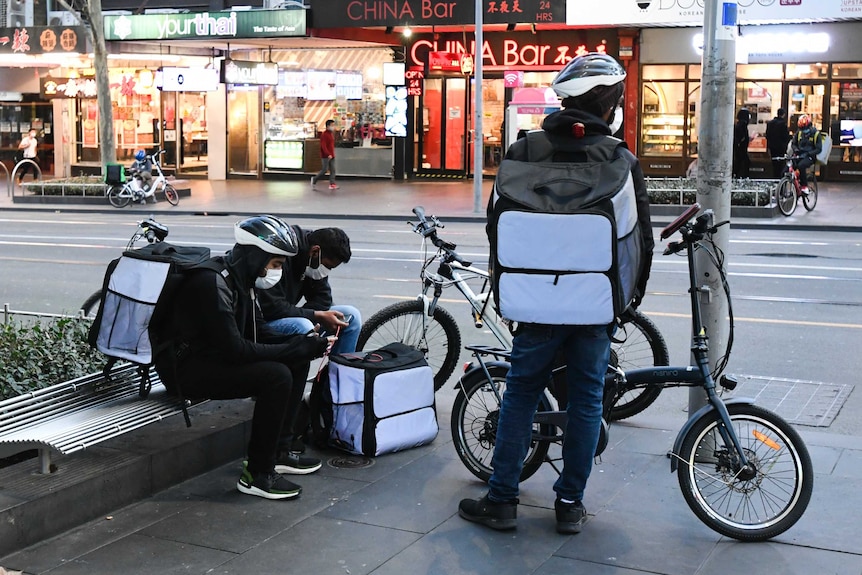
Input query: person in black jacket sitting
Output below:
<box><xmin>157</xmin><ymin>215</ymin><xmax>332</xmax><ymax>500</ymax></box>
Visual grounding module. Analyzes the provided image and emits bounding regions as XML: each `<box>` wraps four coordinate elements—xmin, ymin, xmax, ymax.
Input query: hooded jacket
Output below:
<box><xmin>490</xmin><ymin>108</ymin><xmax>654</xmax><ymax>306</ymax></box>
<box><xmin>256</xmin><ymin>225</ymin><xmax>333</xmax><ymax>323</ymax></box>
<box><xmin>163</xmin><ymin>243</ymin><xmax>328</xmax><ymax>370</ymax></box>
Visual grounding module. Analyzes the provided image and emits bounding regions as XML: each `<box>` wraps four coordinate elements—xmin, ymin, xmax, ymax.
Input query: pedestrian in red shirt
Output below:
<box><xmin>311</xmin><ymin>119</ymin><xmax>338</xmax><ymax>190</ymax></box>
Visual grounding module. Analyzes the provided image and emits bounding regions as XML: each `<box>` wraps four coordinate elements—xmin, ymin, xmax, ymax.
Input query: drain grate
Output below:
<box><xmin>727</xmin><ymin>374</ymin><xmax>854</xmax><ymax>427</ymax></box>
<box><xmin>328</xmin><ymin>455</ymin><xmax>375</xmax><ymax>469</ymax></box>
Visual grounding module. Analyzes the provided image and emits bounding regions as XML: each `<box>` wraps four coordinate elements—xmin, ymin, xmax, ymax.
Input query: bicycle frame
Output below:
<box><xmin>419</xmin><ymin>258</ymin><xmax>512</xmax><ymax>348</ymax></box>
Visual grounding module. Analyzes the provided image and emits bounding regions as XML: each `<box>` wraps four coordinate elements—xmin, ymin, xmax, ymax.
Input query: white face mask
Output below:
<box><xmin>255</xmin><ymin>268</ymin><xmax>282</xmax><ymax>290</ymax></box>
<box><xmin>305</xmin><ymin>250</ymin><xmax>330</xmax><ymax>280</ymax></box>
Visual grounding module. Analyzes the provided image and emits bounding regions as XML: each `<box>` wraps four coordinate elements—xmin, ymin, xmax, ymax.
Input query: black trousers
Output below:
<box><xmin>796</xmin><ymin>156</ymin><xmax>815</xmax><ymax>187</ymax></box>
<box><xmin>177</xmin><ymin>358</ymin><xmax>308</xmax><ymax>475</ymax></box>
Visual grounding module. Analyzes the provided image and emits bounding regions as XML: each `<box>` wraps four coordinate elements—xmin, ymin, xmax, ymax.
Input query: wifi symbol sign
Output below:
<box><xmin>504</xmin><ymin>70</ymin><xmax>523</xmax><ymax>88</ymax></box>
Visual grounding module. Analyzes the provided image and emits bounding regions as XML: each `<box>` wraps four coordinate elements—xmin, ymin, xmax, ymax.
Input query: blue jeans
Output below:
<box><xmin>488</xmin><ymin>323</ymin><xmax>611</xmax><ymax>503</ymax></box>
<box><xmin>265</xmin><ymin>304</ymin><xmax>361</xmax><ymax>356</ymax></box>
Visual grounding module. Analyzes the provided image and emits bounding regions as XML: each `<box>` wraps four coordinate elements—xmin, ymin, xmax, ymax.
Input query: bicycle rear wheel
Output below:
<box><xmin>776</xmin><ymin>179</ymin><xmax>797</xmax><ymax>216</ymax></box>
<box><xmin>163</xmin><ymin>183</ymin><xmax>180</xmax><ymax>206</ymax></box>
<box><xmin>451</xmin><ymin>365</ymin><xmax>552</xmax><ymax>483</ymax></box>
<box><xmin>107</xmin><ymin>185</ymin><xmax>130</xmax><ymax>208</ymax></box>
<box><xmin>357</xmin><ymin>300</ymin><xmax>461</xmax><ymax>391</ymax></box>
<box><xmin>802</xmin><ymin>177</ymin><xmax>817</xmax><ymax>211</ymax></box>
<box><xmin>608</xmin><ymin>310</ymin><xmax>670</xmax><ymax>421</ymax></box>
<box><xmin>676</xmin><ymin>403</ymin><xmax>813</xmax><ymax>541</ymax></box>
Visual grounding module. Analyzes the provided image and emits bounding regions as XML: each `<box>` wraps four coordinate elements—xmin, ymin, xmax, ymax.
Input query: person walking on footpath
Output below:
<box><xmin>311</xmin><ymin>119</ymin><xmax>338</xmax><ymax>190</ymax></box>
<box><xmin>16</xmin><ymin>128</ymin><xmax>39</xmax><ymax>184</ymax></box>
<box><xmin>766</xmin><ymin>108</ymin><xmax>792</xmax><ymax>178</ymax></box>
<box><xmin>458</xmin><ymin>53</ymin><xmax>654</xmax><ymax>535</ymax></box>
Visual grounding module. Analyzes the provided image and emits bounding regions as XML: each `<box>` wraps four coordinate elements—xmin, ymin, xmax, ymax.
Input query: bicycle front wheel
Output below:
<box><xmin>163</xmin><ymin>183</ymin><xmax>180</xmax><ymax>206</ymax></box>
<box><xmin>802</xmin><ymin>178</ymin><xmax>818</xmax><ymax>211</ymax></box>
<box><xmin>776</xmin><ymin>179</ymin><xmax>797</xmax><ymax>216</ymax></box>
<box><xmin>107</xmin><ymin>185</ymin><xmax>130</xmax><ymax>208</ymax></box>
<box><xmin>357</xmin><ymin>300</ymin><xmax>461</xmax><ymax>390</ymax></box>
<box><xmin>451</xmin><ymin>365</ymin><xmax>551</xmax><ymax>483</ymax></box>
<box><xmin>676</xmin><ymin>403</ymin><xmax>813</xmax><ymax>541</ymax></box>
<box><xmin>608</xmin><ymin>309</ymin><xmax>670</xmax><ymax>421</ymax></box>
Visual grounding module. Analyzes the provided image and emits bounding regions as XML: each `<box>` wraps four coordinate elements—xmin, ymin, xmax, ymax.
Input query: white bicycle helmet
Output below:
<box><xmin>234</xmin><ymin>215</ymin><xmax>298</xmax><ymax>257</ymax></box>
<box><xmin>551</xmin><ymin>53</ymin><xmax>626</xmax><ymax>100</ymax></box>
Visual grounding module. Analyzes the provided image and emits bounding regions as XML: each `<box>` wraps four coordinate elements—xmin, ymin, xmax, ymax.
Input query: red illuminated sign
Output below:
<box><xmin>428</xmin><ymin>51</ymin><xmax>462</xmax><ymax>72</ymax></box>
<box><xmin>406</xmin><ymin>68</ymin><xmax>425</xmax><ymax>96</ymax></box>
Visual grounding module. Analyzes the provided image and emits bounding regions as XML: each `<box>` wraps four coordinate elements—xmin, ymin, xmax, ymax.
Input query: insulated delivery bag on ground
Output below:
<box><xmin>489</xmin><ymin>131</ymin><xmax>643</xmax><ymax>326</ymax></box>
<box><xmin>326</xmin><ymin>342</ymin><xmax>437</xmax><ymax>456</ymax></box>
<box><xmin>87</xmin><ymin>242</ymin><xmax>212</xmax><ymax>398</ymax></box>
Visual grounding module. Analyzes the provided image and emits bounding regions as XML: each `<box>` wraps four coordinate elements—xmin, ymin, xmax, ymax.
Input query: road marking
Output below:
<box><xmin>644</xmin><ymin>310</ymin><xmax>862</xmax><ymax>330</ymax></box>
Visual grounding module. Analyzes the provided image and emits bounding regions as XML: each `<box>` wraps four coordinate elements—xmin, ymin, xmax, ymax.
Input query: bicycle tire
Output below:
<box><xmin>608</xmin><ymin>309</ymin><xmax>671</xmax><ymax>421</ymax></box>
<box><xmin>802</xmin><ymin>177</ymin><xmax>817</xmax><ymax>211</ymax></box>
<box><xmin>776</xmin><ymin>179</ymin><xmax>797</xmax><ymax>217</ymax></box>
<box><xmin>163</xmin><ymin>183</ymin><xmax>180</xmax><ymax>206</ymax></box>
<box><xmin>356</xmin><ymin>300</ymin><xmax>461</xmax><ymax>391</ymax></box>
<box><xmin>80</xmin><ymin>290</ymin><xmax>103</xmax><ymax>319</ymax></box>
<box><xmin>676</xmin><ymin>403</ymin><xmax>813</xmax><ymax>541</ymax></box>
<box><xmin>451</xmin><ymin>365</ymin><xmax>551</xmax><ymax>483</ymax></box>
<box><xmin>107</xmin><ymin>185</ymin><xmax>131</xmax><ymax>208</ymax></box>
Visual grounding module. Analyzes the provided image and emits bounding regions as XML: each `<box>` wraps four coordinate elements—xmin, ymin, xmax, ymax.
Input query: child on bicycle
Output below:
<box><xmin>790</xmin><ymin>115</ymin><xmax>821</xmax><ymax>195</ymax></box>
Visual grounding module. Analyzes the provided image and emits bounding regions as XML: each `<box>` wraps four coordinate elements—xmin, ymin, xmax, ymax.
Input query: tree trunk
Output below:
<box><xmin>87</xmin><ymin>0</ymin><xmax>116</xmax><ymax>173</ymax></box>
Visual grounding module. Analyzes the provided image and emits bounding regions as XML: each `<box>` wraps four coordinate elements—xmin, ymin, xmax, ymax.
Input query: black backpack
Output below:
<box><xmin>87</xmin><ymin>242</ymin><xmax>213</xmax><ymax>405</ymax></box>
<box><xmin>489</xmin><ymin>131</ymin><xmax>644</xmax><ymax>326</ymax></box>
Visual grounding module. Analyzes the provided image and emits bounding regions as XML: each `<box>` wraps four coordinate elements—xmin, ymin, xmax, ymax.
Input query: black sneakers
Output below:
<box><xmin>555</xmin><ymin>499</ymin><xmax>587</xmax><ymax>534</ymax></box>
<box><xmin>458</xmin><ymin>494</ymin><xmax>518</xmax><ymax>531</ymax></box>
<box><xmin>275</xmin><ymin>451</ymin><xmax>322</xmax><ymax>475</ymax></box>
<box><xmin>237</xmin><ymin>462</ymin><xmax>302</xmax><ymax>500</ymax></box>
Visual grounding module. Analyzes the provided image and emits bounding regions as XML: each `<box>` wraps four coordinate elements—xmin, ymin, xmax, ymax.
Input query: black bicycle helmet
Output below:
<box><xmin>234</xmin><ymin>215</ymin><xmax>298</xmax><ymax>257</ymax></box>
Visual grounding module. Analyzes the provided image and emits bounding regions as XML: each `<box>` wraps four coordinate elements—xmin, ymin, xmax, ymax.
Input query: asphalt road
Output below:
<box><xmin>2</xmin><ymin>211</ymin><xmax>861</xmax><ymax>435</ymax></box>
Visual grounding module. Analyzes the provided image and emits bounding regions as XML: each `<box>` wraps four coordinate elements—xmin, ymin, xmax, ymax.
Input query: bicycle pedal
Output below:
<box><xmin>719</xmin><ymin>374</ymin><xmax>738</xmax><ymax>391</ymax></box>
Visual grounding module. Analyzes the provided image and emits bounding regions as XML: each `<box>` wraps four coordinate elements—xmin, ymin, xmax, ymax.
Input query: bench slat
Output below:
<box><xmin>0</xmin><ymin>365</ymin><xmax>206</xmax><ymax>461</ymax></box>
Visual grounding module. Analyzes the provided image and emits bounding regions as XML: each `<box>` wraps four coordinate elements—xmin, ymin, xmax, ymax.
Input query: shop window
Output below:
<box><xmin>833</xmin><ymin>81</ymin><xmax>862</xmax><ymax>165</ymax></box>
<box><xmin>642</xmin><ymin>65</ymin><xmax>686</xmax><ymax>81</ymax></box>
<box><xmin>688</xmin><ymin>83</ymin><xmax>700</xmax><ymax>157</ymax></box>
<box><xmin>737</xmin><ymin>64</ymin><xmax>783</xmax><ymax>80</ymax></box>
<box><xmin>735</xmin><ymin>81</ymin><xmax>782</xmax><ymax>155</ymax></box>
<box><xmin>642</xmin><ymin>81</ymin><xmax>686</xmax><ymax>157</ymax></box>
<box><xmin>832</xmin><ymin>64</ymin><xmax>862</xmax><ymax>79</ymax></box>
<box><xmin>786</xmin><ymin>63</ymin><xmax>829</xmax><ymax>80</ymax></box>
<box><xmin>688</xmin><ymin>65</ymin><xmax>702</xmax><ymax>81</ymax></box>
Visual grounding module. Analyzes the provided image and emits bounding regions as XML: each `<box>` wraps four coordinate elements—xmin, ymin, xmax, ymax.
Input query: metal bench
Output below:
<box><xmin>0</xmin><ymin>364</ymin><xmax>205</xmax><ymax>474</ymax></box>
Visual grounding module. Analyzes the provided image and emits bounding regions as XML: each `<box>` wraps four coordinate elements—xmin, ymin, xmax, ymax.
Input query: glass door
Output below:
<box><xmin>787</xmin><ymin>82</ymin><xmax>827</xmax><ymax>132</ymax></box>
<box><xmin>177</xmin><ymin>92</ymin><xmax>208</xmax><ymax>175</ymax></box>
<box><xmin>227</xmin><ymin>86</ymin><xmax>260</xmax><ymax>176</ymax></box>
<box><xmin>445</xmin><ymin>77</ymin><xmax>467</xmax><ymax>172</ymax></box>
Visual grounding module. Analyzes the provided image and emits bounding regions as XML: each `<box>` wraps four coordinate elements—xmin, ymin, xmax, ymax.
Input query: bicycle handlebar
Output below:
<box><xmin>660</xmin><ymin>203</ymin><xmax>701</xmax><ymax>240</ymax></box>
<box><xmin>409</xmin><ymin>206</ymin><xmax>472</xmax><ymax>267</ymax></box>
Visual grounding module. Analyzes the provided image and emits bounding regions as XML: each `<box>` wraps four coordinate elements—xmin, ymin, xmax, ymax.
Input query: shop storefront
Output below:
<box><xmin>407</xmin><ymin>29</ymin><xmax>621</xmax><ymax>177</ymax></box>
<box><xmin>640</xmin><ymin>22</ymin><xmax>862</xmax><ymax>179</ymax></box>
<box><xmin>259</xmin><ymin>48</ymin><xmax>395</xmax><ymax>178</ymax></box>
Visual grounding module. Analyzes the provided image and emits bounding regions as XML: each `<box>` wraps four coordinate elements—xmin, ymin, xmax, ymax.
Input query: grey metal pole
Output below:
<box><xmin>691</xmin><ymin>0</ymin><xmax>736</xmax><ymax>413</ymax></box>
<box><xmin>473</xmin><ymin>1</ymin><xmax>484</xmax><ymax>213</ymax></box>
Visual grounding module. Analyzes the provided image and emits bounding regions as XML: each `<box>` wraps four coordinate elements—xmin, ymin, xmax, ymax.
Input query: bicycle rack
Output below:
<box><xmin>0</xmin><ymin>162</ymin><xmax>8</xmax><ymax>197</ymax></box>
<box><xmin>10</xmin><ymin>160</ymin><xmax>43</xmax><ymax>196</ymax></box>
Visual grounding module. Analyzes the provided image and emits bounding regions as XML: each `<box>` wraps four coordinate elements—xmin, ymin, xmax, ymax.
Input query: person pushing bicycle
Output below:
<box><xmin>790</xmin><ymin>115</ymin><xmax>821</xmax><ymax>195</ymax></box>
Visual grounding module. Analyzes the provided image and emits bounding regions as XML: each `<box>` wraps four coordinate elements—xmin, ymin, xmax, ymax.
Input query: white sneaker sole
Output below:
<box><xmin>236</xmin><ymin>481</ymin><xmax>301</xmax><ymax>500</ymax></box>
<box><xmin>275</xmin><ymin>461</ymin><xmax>322</xmax><ymax>475</ymax></box>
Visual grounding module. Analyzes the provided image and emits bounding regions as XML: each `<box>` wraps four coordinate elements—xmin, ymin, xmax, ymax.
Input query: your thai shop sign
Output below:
<box><xmin>104</xmin><ymin>9</ymin><xmax>306</xmax><ymax>41</ymax></box>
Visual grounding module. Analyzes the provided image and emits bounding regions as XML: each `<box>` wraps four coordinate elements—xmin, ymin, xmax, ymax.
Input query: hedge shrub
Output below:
<box><xmin>0</xmin><ymin>317</ymin><xmax>103</xmax><ymax>400</ymax></box>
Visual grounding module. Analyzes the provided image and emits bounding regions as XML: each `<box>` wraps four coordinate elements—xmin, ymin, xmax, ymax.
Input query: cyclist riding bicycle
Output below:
<box><xmin>130</xmin><ymin>149</ymin><xmax>154</xmax><ymax>192</ymax></box>
<box><xmin>790</xmin><ymin>115</ymin><xmax>821</xmax><ymax>195</ymax></box>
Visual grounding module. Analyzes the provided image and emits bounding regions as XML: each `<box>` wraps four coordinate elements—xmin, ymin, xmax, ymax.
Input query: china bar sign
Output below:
<box><xmin>104</xmin><ymin>9</ymin><xmax>306</xmax><ymax>41</ymax></box>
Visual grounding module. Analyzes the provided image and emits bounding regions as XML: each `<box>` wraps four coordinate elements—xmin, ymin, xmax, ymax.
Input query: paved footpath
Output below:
<box><xmin>2</xmin><ymin>176</ymin><xmax>862</xmax><ymax>230</ymax></box>
<box><xmin>1</xmin><ymin>176</ymin><xmax>862</xmax><ymax>574</ymax></box>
